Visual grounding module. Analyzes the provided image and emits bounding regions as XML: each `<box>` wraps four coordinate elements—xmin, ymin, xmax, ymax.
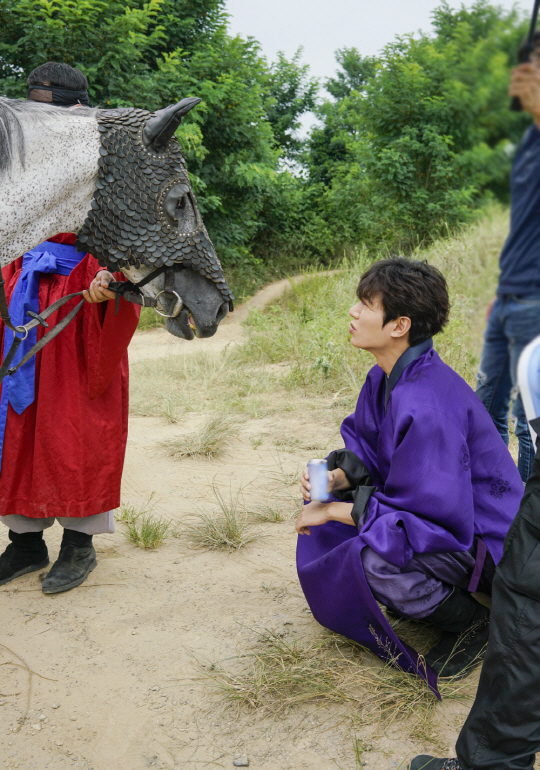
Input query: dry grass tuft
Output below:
<box><xmin>250</xmin><ymin>505</ymin><xmax>292</xmax><ymax>523</ymax></box>
<box><xmin>124</xmin><ymin>513</ymin><xmax>172</xmax><ymax>549</ymax></box>
<box><xmin>117</xmin><ymin>492</ymin><xmax>157</xmax><ymax>523</ymax></box>
<box><xmin>118</xmin><ymin>493</ymin><xmax>172</xmax><ymax>549</ymax></box>
<box><xmin>186</xmin><ymin>483</ymin><xmax>259</xmax><ymax>551</ymax></box>
<box><xmin>161</xmin><ymin>414</ymin><xmax>239</xmax><ymax>460</ymax></box>
<box><xmin>204</xmin><ymin>630</ymin><xmax>473</xmax><ymax>745</ymax></box>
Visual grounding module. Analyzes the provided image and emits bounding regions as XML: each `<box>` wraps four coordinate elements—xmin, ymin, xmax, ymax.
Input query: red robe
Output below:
<box><xmin>0</xmin><ymin>234</ymin><xmax>140</xmax><ymax>519</ymax></box>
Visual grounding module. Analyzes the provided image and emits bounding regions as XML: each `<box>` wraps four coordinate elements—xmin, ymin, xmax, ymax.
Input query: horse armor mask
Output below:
<box><xmin>75</xmin><ymin>101</ymin><xmax>234</xmax><ymax>310</ymax></box>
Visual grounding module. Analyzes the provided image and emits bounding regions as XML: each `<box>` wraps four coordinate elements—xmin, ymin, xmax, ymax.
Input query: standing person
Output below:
<box><xmin>476</xmin><ymin>31</ymin><xmax>540</xmax><ymax>483</ymax></box>
<box><xmin>0</xmin><ymin>62</ymin><xmax>140</xmax><ymax>593</ymax></box>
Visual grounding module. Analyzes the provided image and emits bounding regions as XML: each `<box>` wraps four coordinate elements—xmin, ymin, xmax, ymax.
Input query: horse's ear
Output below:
<box><xmin>142</xmin><ymin>97</ymin><xmax>201</xmax><ymax>152</ymax></box>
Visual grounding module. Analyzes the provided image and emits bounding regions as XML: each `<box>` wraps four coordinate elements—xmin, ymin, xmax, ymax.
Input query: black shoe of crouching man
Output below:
<box><xmin>0</xmin><ymin>530</ymin><xmax>49</xmax><ymax>586</ymax></box>
<box><xmin>423</xmin><ymin>587</ymin><xmax>490</xmax><ymax>679</ymax></box>
<box><xmin>41</xmin><ymin>529</ymin><xmax>97</xmax><ymax>594</ymax></box>
<box><xmin>409</xmin><ymin>757</ymin><xmax>462</xmax><ymax>770</ymax></box>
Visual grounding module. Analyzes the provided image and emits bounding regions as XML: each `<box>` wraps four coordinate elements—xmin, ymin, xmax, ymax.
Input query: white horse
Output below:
<box><xmin>0</xmin><ymin>97</ymin><xmax>232</xmax><ymax>338</ymax></box>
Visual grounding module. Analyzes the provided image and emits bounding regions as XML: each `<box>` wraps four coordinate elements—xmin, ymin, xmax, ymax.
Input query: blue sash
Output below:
<box><xmin>0</xmin><ymin>241</ymin><xmax>86</xmax><ymax>470</ymax></box>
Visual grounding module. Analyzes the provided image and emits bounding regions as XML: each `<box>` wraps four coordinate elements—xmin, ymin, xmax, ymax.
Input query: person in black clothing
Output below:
<box><xmin>475</xmin><ymin>31</ymin><xmax>540</xmax><ymax>482</ymax></box>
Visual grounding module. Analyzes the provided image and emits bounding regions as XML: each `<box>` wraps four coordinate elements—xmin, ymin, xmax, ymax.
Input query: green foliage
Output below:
<box><xmin>0</xmin><ymin>0</ymin><xmax>319</xmax><ymax>272</ymax></box>
<box><xmin>325</xmin><ymin>47</ymin><xmax>377</xmax><ymax>100</ymax></box>
<box><xmin>231</xmin><ymin>205</ymin><xmax>506</xmax><ymax>396</ymax></box>
<box><xmin>0</xmin><ymin>0</ymin><xmax>532</xmax><ymax>271</ymax></box>
<box><xmin>309</xmin><ymin>0</ymin><xmax>530</xmax><ymax>251</ymax></box>
<box><xmin>263</xmin><ymin>48</ymin><xmax>318</xmax><ymax>162</ymax></box>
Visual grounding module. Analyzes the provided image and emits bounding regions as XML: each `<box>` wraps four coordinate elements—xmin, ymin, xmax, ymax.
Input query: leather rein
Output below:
<box><xmin>0</xmin><ymin>265</ymin><xmax>180</xmax><ymax>385</ymax></box>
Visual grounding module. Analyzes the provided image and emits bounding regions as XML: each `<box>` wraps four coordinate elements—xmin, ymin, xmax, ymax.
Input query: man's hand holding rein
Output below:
<box><xmin>83</xmin><ymin>270</ymin><xmax>116</xmax><ymax>304</ymax></box>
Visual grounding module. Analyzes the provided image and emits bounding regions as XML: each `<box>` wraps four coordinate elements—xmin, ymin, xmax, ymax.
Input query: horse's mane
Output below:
<box><xmin>0</xmin><ymin>97</ymin><xmax>96</xmax><ymax>178</ymax></box>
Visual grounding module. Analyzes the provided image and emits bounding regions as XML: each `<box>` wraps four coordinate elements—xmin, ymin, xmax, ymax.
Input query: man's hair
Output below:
<box><xmin>356</xmin><ymin>258</ymin><xmax>450</xmax><ymax>346</ymax></box>
<box><xmin>27</xmin><ymin>62</ymin><xmax>88</xmax><ymax>90</ymax></box>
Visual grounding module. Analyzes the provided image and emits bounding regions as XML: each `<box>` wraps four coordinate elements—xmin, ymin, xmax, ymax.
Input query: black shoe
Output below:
<box><xmin>409</xmin><ymin>757</ymin><xmax>462</xmax><ymax>770</ymax></box>
<box><xmin>424</xmin><ymin>587</ymin><xmax>490</xmax><ymax>679</ymax></box>
<box><xmin>0</xmin><ymin>530</ymin><xmax>49</xmax><ymax>586</ymax></box>
<box><xmin>42</xmin><ymin>530</ymin><xmax>96</xmax><ymax>594</ymax></box>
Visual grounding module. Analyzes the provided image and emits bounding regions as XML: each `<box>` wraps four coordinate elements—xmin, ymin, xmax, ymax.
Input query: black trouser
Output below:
<box><xmin>456</xmin><ymin>423</ymin><xmax>540</xmax><ymax>770</ymax></box>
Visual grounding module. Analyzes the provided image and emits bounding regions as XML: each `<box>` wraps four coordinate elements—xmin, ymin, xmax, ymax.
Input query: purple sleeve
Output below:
<box><xmin>360</xmin><ymin>407</ymin><xmax>475</xmax><ymax>567</ymax></box>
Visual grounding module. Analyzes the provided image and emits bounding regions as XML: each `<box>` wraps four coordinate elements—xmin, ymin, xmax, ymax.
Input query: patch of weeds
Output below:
<box><xmin>117</xmin><ymin>492</ymin><xmax>157</xmax><ymax>523</ymax></box>
<box><xmin>250</xmin><ymin>505</ymin><xmax>290</xmax><ymax>523</ymax></box>
<box><xmin>124</xmin><ymin>513</ymin><xmax>171</xmax><ymax>549</ymax></box>
<box><xmin>273</xmin><ymin>436</ymin><xmax>301</xmax><ymax>452</ymax></box>
<box><xmin>249</xmin><ymin>435</ymin><xmax>265</xmax><ymax>449</ymax></box>
<box><xmin>186</xmin><ymin>484</ymin><xmax>259</xmax><ymax>551</ymax></box>
<box><xmin>266</xmin><ymin>453</ymin><xmax>301</xmax><ymax>487</ymax></box>
<box><xmin>204</xmin><ymin>631</ymin><xmax>471</xmax><ymax>743</ymax></box>
<box><xmin>160</xmin><ymin>414</ymin><xmax>239</xmax><ymax>460</ymax></box>
<box><xmin>161</xmin><ymin>395</ymin><xmax>179</xmax><ymax>424</ymax></box>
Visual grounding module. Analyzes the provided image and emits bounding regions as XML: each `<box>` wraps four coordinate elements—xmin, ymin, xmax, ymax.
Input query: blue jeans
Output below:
<box><xmin>476</xmin><ymin>295</ymin><xmax>540</xmax><ymax>482</ymax></box>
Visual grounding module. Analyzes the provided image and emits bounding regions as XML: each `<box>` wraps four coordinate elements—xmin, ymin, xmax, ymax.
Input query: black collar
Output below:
<box><xmin>385</xmin><ymin>338</ymin><xmax>433</xmax><ymax>411</ymax></box>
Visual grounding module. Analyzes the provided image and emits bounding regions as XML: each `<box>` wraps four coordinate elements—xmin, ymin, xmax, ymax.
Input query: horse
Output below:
<box><xmin>0</xmin><ymin>96</ymin><xmax>233</xmax><ymax>339</ymax></box>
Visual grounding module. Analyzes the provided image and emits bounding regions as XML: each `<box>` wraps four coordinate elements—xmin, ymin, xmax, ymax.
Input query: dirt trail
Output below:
<box><xmin>0</xmin><ymin>271</ymin><xmax>473</xmax><ymax>770</ymax></box>
<box><xmin>128</xmin><ymin>275</ymin><xmax>307</xmax><ymax>364</ymax></box>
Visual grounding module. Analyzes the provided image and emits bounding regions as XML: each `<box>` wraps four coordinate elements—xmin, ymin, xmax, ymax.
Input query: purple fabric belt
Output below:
<box><xmin>468</xmin><ymin>538</ymin><xmax>487</xmax><ymax>593</ymax></box>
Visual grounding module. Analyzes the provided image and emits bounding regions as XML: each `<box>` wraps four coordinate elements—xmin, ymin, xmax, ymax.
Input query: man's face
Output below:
<box><xmin>28</xmin><ymin>80</ymin><xmax>52</xmax><ymax>103</ymax></box>
<box><xmin>348</xmin><ymin>296</ymin><xmax>397</xmax><ymax>351</ymax></box>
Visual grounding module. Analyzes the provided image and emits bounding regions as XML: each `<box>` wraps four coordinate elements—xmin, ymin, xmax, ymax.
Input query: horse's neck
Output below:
<box><xmin>0</xmin><ymin>111</ymin><xmax>100</xmax><ymax>266</ymax></box>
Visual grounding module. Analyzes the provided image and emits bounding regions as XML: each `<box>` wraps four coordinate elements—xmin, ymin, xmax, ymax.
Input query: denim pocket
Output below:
<box><xmin>511</xmin><ymin>295</ymin><xmax>540</xmax><ymax>307</ymax></box>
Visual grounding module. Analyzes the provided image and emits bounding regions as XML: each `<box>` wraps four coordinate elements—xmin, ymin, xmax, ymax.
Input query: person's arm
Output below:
<box><xmin>359</xmin><ymin>408</ymin><xmax>476</xmax><ymax>566</ymax></box>
<box><xmin>296</xmin><ymin>500</ymin><xmax>355</xmax><ymax>535</ymax></box>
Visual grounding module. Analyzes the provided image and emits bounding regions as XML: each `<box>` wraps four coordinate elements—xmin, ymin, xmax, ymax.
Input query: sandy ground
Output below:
<box><xmin>1</xmin><ymin>281</ymin><xmax>485</xmax><ymax>770</ymax></box>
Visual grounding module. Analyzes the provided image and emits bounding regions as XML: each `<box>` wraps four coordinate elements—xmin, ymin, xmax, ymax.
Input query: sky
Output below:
<box><xmin>226</xmin><ymin>0</ymin><xmax>526</xmax><ymax>85</ymax></box>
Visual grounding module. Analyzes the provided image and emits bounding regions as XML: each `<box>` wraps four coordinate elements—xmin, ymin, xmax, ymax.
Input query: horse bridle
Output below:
<box><xmin>0</xmin><ymin>264</ymin><xmax>181</xmax><ymax>384</ymax></box>
<box><xmin>107</xmin><ymin>264</ymin><xmax>184</xmax><ymax>319</ymax></box>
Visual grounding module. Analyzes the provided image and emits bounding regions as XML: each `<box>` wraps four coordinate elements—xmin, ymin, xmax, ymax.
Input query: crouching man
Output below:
<box><xmin>296</xmin><ymin>258</ymin><xmax>523</xmax><ymax>683</ymax></box>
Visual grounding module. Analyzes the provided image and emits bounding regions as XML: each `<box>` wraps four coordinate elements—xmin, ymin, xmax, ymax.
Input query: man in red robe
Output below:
<box><xmin>0</xmin><ymin>63</ymin><xmax>140</xmax><ymax>593</ymax></box>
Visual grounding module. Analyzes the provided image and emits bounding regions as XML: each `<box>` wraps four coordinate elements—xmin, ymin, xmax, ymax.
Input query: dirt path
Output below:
<box><xmin>0</xmin><ymin>274</ymin><xmax>474</xmax><ymax>770</ymax></box>
<box><xmin>128</xmin><ymin>275</ymin><xmax>307</xmax><ymax>364</ymax></box>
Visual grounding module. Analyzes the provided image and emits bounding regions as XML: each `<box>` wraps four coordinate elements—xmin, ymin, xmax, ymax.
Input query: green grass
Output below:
<box><xmin>124</xmin><ymin>513</ymin><xmax>172</xmax><ymax>549</ymax></box>
<box><xmin>228</xmin><ymin>205</ymin><xmax>506</xmax><ymax>396</ymax></box>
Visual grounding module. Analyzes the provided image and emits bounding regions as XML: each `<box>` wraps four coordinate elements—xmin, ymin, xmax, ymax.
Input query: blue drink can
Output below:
<box><xmin>307</xmin><ymin>458</ymin><xmax>329</xmax><ymax>502</ymax></box>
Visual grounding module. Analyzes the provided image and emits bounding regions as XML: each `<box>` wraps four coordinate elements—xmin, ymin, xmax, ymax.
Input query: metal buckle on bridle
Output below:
<box><xmin>154</xmin><ymin>290</ymin><xmax>183</xmax><ymax>318</ymax></box>
<box><xmin>13</xmin><ymin>325</ymin><xmax>29</xmax><ymax>341</ymax></box>
<box><xmin>108</xmin><ymin>265</ymin><xmax>184</xmax><ymax>318</ymax></box>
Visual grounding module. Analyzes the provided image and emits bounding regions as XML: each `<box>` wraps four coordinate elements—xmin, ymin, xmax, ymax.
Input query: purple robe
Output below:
<box><xmin>296</xmin><ymin>342</ymin><xmax>523</xmax><ymax>695</ymax></box>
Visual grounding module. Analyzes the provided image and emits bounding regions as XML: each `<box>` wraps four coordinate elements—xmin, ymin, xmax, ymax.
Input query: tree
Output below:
<box><xmin>0</xmin><ymin>0</ymin><xmax>320</xmax><ymax>270</ymax></box>
<box><xmin>263</xmin><ymin>48</ymin><xmax>318</xmax><ymax>163</ymax></box>
<box><xmin>309</xmin><ymin>0</ymin><xmax>530</xmax><ymax>251</ymax></box>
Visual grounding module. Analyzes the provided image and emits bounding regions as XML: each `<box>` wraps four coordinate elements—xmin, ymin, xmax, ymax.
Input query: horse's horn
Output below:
<box><xmin>142</xmin><ymin>97</ymin><xmax>201</xmax><ymax>151</ymax></box>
